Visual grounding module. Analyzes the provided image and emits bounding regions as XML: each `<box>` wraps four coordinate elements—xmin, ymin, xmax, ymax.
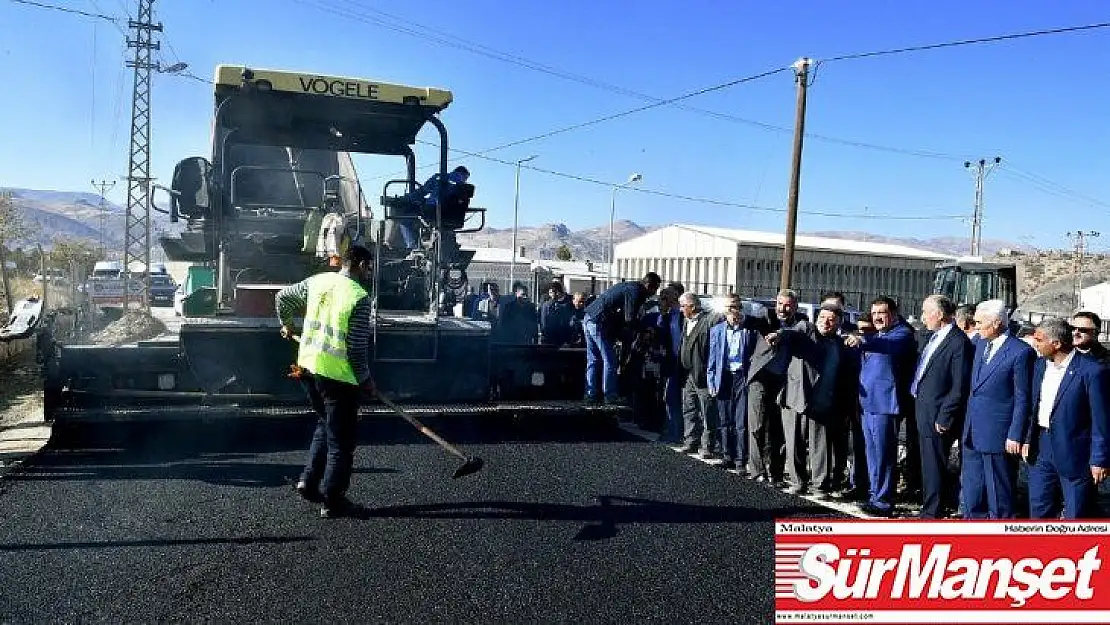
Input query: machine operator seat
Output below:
<box><xmin>423</xmin><ymin>182</ymin><xmax>475</xmax><ymax>231</ymax></box>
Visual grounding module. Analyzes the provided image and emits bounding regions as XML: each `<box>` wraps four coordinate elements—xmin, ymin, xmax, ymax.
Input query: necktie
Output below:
<box><xmin>984</xmin><ymin>341</ymin><xmax>993</xmax><ymax>363</ymax></box>
<box><xmin>911</xmin><ymin>333</ymin><xmax>939</xmax><ymax>396</ymax></box>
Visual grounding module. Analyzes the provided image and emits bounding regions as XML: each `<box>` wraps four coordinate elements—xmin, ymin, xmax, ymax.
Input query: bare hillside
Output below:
<box><xmin>1007</xmin><ymin>250</ymin><xmax>1110</xmax><ymax>314</ymax></box>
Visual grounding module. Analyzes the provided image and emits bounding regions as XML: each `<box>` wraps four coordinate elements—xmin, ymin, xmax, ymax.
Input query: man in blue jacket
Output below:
<box><xmin>707</xmin><ymin>293</ymin><xmax>758</xmax><ymax>473</ymax></box>
<box><xmin>961</xmin><ymin>299</ymin><xmax>1035</xmax><ymax>519</ymax></box>
<box><xmin>582</xmin><ymin>272</ymin><xmax>662</xmax><ymax>404</ymax></box>
<box><xmin>1022</xmin><ymin>317</ymin><xmax>1109</xmax><ymax>519</ymax></box>
<box><xmin>844</xmin><ymin>296</ymin><xmax>918</xmax><ymax>516</ymax></box>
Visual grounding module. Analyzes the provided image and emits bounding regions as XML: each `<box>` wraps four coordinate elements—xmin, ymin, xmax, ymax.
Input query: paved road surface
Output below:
<box><xmin>0</xmin><ymin>413</ymin><xmax>841</xmax><ymax>623</ymax></box>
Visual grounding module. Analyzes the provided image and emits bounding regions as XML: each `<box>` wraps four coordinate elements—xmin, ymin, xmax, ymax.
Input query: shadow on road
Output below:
<box><xmin>342</xmin><ymin>495</ymin><xmax>845</xmax><ymax>540</ymax></box>
<box><xmin>9</xmin><ymin>454</ymin><xmax>397</xmax><ymax>488</ymax></box>
<box><xmin>46</xmin><ymin>412</ymin><xmax>644</xmax><ymax>456</ymax></box>
<box><xmin>0</xmin><ymin>535</ymin><xmax>314</xmax><ymax>552</ymax></box>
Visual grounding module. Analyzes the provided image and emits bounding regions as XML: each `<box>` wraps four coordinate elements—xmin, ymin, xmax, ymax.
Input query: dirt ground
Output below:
<box><xmin>0</xmin><ymin>350</ymin><xmax>42</xmax><ymax>428</ymax></box>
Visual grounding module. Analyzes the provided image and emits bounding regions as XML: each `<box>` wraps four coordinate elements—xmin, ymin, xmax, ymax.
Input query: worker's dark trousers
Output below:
<box><xmin>299</xmin><ymin>373</ymin><xmax>361</xmax><ymax>501</ymax></box>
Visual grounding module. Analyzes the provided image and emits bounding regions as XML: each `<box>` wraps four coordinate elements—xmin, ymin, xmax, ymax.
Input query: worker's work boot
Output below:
<box><xmin>319</xmin><ymin>495</ymin><xmax>355</xmax><ymax>519</ymax></box>
<box><xmin>294</xmin><ymin>480</ymin><xmax>323</xmax><ymax>503</ymax></box>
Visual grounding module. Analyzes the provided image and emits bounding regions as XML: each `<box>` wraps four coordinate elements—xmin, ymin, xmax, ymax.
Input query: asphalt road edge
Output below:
<box><xmin>615</xmin><ymin>419</ymin><xmax>870</xmax><ymax>519</ymax></box>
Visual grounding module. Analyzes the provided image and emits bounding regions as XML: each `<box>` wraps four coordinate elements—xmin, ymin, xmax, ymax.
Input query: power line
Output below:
<box><xmin>473</xmin><ymin>66</ymin><xmax>793</xmax><ymax>156</ymax></box>
<box><xmin>364</xmin><ymin>63</ymin><xmax>793</xmax><ymax>183</ymax></box>
<box><xmin>823</xmin><ymin>22</ymin><xmax>1110</xmax><ymax>62</ymax></box>
<box><xmin>88</xmin><ymin>0</ymin><xmax>126</xmax><ymax>35</ymax></box>
<box><xmin>415</xmin><ymin>139</ymin><xmax>967</xmax><ymax>222</ymax></box>
<box><xmin>303</xmin><ymin>0</ymin><xmax>972</xmax><ymax>162</ymax></box>
<box><xmin>999</xmin><ymin>164</ymin><xmax>1110</xmax><ymax>209</ymax></box>
<box><xmin>8</xmin><ymin>0</ymin><xmax>118</xmax><ymax>22</ymax></box>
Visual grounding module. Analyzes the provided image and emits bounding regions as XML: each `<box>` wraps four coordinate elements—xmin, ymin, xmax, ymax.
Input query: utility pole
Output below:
<box><xmin>1067</xmin><ymin>230</ymin><xmax>1100</xmax><ymax>311</ymax></box>
<box><xmin>90</xmin><ymin>179</ymin><xmax>116</xmax><ymax>259</ymax></box>
<box><xmin>780</xmin><ymin>57</ymin><xmax>811</xmax><ymax>293</ymax></box>
<box><xmin>964</xmin><ymin>157</ymin><xmax>1002</xmax><ymax>256</ymax></box>
<box><xmin>123</xmin><ymin>0</ymin><xmax>161</xmax><ymax>312</ymax></box>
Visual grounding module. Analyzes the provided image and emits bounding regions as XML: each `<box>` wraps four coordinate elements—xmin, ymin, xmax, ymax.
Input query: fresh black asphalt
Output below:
<box><xmin>0</xmin><ymin>412</ymin><xmax>843</xmax><ymax>623</ymax></box>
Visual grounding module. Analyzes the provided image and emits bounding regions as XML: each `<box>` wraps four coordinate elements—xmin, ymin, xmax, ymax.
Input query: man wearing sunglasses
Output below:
<box><xmin>1071</xmin><ymin>312</ymin><xmax>1110</xmax><ymax>368</ymax></box>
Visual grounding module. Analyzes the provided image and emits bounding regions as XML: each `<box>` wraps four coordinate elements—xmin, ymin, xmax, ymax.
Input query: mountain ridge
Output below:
<box><xmin>2</xmin><ymin>188</ymin><xmax>1035</xmax><ymax>260</ymax></box>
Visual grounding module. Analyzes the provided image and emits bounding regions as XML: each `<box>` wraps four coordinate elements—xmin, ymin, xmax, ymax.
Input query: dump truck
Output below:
<box><xmin>44</xmin><ymin>65</ymin><xmax>608</xmax><ymax>420</ymax></box>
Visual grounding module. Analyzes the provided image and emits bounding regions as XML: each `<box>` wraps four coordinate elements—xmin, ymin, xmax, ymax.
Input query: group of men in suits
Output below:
<box><xmin>653</xmin><ymin>287</ymin><xmax>860</xmax><ymax>498</ymax></box>
<box><xmin>876</xmin><ymin>297</ymin><xmax>1109</xmax><ymax>520</ymax></box>
<box><xmin>581</xmin><ymin>270</ymin><xmax>1109</xmax><ymax>519</ymax></box>
<box><xmin>634</xmin><ymin>280</ymin><xmax>1109</xmax><ymax>520</ymax></box>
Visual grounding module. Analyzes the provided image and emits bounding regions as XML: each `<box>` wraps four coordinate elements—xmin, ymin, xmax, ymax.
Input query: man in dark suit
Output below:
<box><xmin>707</xmin><ymin>293</ymin><xmax>759</xmax><ymax>474</ymax></box>
<box><xmin>909</xmin><ymin>295</ymin><xmax>975</xmax><ymax>519</ymax></box>
<box><xmin>844</xmin><ymin>297</ymin><xmax>917</xmax><ymax>516</ymax></box>
<box><xmin>821</xmin><ymin>291</ymin><xmax>858</xmax><ymax>335</ymax></box>
<box><xmin>677</xmin><ymin>291</ymin><xmax>720</xmax><ymax>458</ymax></box>
<box><xmin>539</xmin><ymin>281</ymin><xmax>575</xmax><ymax>346</ymax></box>
<box><xmin>1023</xmin><ymin>317</ymin><xmax>1110</xmax><ymax>519</ymax></box>
<box><xmin>1072</xmin><ymin>311</ymin><xmax>1110</xmax><ymax>368</ymax></box>
<box><xmin>582</xmin><ymin>272</ymin><xmax>662</xmax><ymax>404</ymax></box>
<box><xmin>819</xmin><ymin>292</ymin><xmax>860</xmax><ymax>492</ymax></box>
<box><xmin>771</xmin><ymin>304</ymin><xmax>853</xmax><ymax>496</ymax></box>
<box><xmin>654</xmin><ymin>287</ymin><xmax>685</xmax><ymax>444</ymax></box>
<box><xmin>835</xmin><ymin>313</ymin><xmax>871</xmax><ymax>501</ymax></box>
<box><xmin>961</xmin><ymin>299</ymin><xmax>1035</xmax><ymax>519</ymax></box>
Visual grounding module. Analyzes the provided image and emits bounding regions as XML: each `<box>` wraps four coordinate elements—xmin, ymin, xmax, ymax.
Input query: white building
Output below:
<box><xmin>531</xmin><ymin>259</ymin><xmax>610</xmax><ymax>296</ymax></box>
<box><xmin>613</xmin><ymin>224</ymin><xmax>952</xmax><ymax>312</ymax></box>
<box><xmin>1080</xmin><ymin>281</ymin><xmax>1110</xmax><ymax>338</ymax></box>
<box><xmin>462</xmin><ymin>247</ymin><xmax>610</xmax><ymax>297</ymax></box>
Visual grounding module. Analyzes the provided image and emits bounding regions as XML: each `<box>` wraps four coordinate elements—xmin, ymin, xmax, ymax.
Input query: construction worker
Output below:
<box><xmin>276</xmin><ymin>243</ymin><xmax>375</xmax><ymax>518</ymax></box>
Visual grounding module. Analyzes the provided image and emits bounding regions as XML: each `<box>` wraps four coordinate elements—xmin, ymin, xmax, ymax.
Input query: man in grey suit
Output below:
<box><xmin>677</xmin><ymin>292</ymin><xmax>720</xmax><ymax>459</ymax></box>
<box><xmin>746</xmin><ymin>289</ymin><xmax>809</xmax><ymax>485</ymax></box>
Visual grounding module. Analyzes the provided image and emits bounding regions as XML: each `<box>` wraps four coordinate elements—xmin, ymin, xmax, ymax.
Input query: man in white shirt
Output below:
<box><xmin>1022</xmin><ymin>318</ymin><xmax>1110</xmax><ymax>519</ymax></box>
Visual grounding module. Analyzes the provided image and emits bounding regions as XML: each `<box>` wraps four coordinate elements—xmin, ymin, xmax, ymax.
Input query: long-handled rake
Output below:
<box><xmin>288</xmin><ymin>335</ymin><xmax>484</xmax><ymax>479</ymax></box>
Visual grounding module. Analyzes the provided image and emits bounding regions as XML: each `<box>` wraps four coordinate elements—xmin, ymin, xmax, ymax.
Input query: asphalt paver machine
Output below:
<box><xmin>44</xmin><ymin>65</ymin><xmax>607</xmax><ymax>421</ymax></box>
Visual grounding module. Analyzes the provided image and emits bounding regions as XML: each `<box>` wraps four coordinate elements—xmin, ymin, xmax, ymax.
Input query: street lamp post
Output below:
<box><xmin>510</xmin><ymin>155</ymin><xmax>539</xmax><ymax>287</ymax></box>
<box><xmin>608</xmin><ymin>172</ymin><xmax>642</xmax><ymax>285</ymax></box>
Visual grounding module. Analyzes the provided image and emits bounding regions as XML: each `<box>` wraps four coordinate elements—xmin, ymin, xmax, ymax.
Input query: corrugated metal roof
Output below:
<box><xmin>464</xmin><ymin>247</ymin><xmax>530</xmax><ymax>264</ymax></box>
<box><xmin>670</xmin><ymin>224</ymin><xmax>953</xmax><ymax>261</ymax></box>
<box><xmin>463</xmin><ymin>249</ymin><xmax>612</xmax><ymax>276</ymax></box>
<box><xmin>531</xmin><ymin>259</ymin><xmax>610</xmax><ymax>277</ymax></box>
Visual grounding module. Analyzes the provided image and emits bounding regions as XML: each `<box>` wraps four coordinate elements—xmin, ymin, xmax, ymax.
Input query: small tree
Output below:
<box><xmin>50</xmin><ymin>236</ymin><xmax>104</xmax><ymax>293</ymax></box>
<box><xmin>0</xmin><ymin>191</ymin><xmax>30</xmax><ymax>313</ymax></box>
<box><xmin>555</xmin><ymin>244</ymin><xmax>573</xmax><ymax>261</ymax></box>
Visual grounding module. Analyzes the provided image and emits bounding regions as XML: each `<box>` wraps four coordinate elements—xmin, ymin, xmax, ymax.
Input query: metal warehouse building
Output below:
<box><xmin>462</xmin><ymin>248</ymin><xmax>611</xmax><ymax>296</ymax></box>
<box><xmin>613</xmin><ymin>224</ymin><xmax>953</xmax><ymax>312</ymax></box>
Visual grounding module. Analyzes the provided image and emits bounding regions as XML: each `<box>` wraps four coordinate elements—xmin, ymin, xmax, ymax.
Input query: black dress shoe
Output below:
<box><xmin>834</xmin><ymin>487</ymin><xmax>868</xmax><ymax>502</ymax></box>
<box><xmin>859</xmin><ymin>503</ymin><xmax>894</xmax><ymax>517</ymax></box>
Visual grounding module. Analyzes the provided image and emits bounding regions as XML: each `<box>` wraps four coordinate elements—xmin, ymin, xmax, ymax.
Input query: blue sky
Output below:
<box><xmin>1</xmin><ymin>0</ymin><xmax>1107</xmax><ymax>251</ymax></box>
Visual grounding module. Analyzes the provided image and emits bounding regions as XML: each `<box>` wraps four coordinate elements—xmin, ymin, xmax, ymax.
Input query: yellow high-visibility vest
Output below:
<box><xmin>297</xmin><ymin>272</ymin><xmax>368</xmax><ymax>385</ymax></box>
